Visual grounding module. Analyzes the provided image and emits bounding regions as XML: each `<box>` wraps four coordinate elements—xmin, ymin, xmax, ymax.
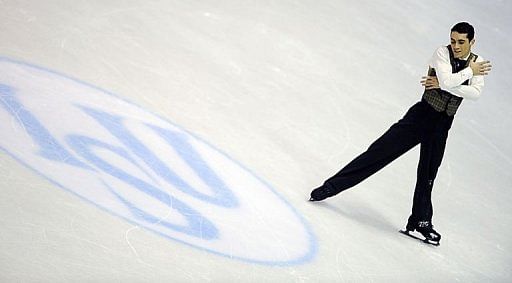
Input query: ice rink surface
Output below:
<box><xmin>1</xmin><ymin>0</ymin><xmax>511</xmax><ymax>282</ymax></box>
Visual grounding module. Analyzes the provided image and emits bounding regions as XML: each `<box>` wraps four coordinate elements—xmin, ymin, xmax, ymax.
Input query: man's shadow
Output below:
<box><xmin>311</xmin><ymin>198</ymin><xmax>400</xmax><ymax>235</ymax></box>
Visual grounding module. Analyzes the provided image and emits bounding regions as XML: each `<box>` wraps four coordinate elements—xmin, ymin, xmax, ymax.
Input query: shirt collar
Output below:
<box><xmin>460</xmin><ymin>52</ymin><xmax>471</xmax><ymax>60</ymax></box>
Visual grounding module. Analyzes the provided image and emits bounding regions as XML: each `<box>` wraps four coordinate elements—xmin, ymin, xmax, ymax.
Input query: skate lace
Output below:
<box><xmin>418</xmin><ymin>221</ymin><xmax>431</xmax><ymax>228</ymax></box>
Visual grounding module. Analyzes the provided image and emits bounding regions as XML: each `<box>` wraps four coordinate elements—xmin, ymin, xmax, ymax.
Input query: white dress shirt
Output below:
<box><xmin>429</xmin><ymin>46</ymin><xmax>485</xmax><ymax>100</ymax></box>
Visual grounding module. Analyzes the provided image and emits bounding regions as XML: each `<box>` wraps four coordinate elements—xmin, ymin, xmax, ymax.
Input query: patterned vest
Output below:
<box><xmin>422</xmin><ymin>45</ymin><xmax>478</xmax><ymax>116</ymax></box>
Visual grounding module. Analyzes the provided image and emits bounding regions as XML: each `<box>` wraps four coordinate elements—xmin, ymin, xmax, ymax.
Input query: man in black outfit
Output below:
<box><xmin>309</xmin><ymin>22</ymin><xmax>492</xmax><ymax>245</ymax></box>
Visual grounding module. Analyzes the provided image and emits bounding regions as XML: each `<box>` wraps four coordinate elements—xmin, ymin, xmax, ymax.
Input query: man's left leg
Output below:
<box><xmin>406</xmin><ymin>116</ymin><xmax>454</xmax><ymax>243</ymax></box>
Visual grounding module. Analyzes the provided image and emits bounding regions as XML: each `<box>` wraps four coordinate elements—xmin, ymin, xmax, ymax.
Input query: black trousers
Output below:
<box><xmin>324</xmin><ymin>100</ymin><xmax>454</xmax><ymax>223</ymax></box>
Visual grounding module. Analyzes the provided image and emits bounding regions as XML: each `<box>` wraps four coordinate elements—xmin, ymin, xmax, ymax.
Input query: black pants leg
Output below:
<box><xmin>409</xmin><ymin>114</ymin><xmax>453</xmax><ymax>224</ymax></box>
<box><xmin>321</xmin><ymin>100</ymin><xmax>453</xmax><ymax>225</ymax></box>
<box><xmin>324</xmin><ymin>102</ymin><xmax>424</xmax><ymax>194</ymax></box>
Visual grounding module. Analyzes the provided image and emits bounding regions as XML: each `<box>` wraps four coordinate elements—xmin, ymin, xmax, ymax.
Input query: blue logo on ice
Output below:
<box><xmin>0</xmin><ymin>58</ymin><xmax>316</xmax><ymax>265</ymax></box>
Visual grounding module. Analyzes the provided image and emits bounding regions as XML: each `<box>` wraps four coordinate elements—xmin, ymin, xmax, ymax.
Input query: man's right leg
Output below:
<box><xmin>310</xmin><ymin>102</ymin><xmax>426</xmax><ymax>201</ymax></box>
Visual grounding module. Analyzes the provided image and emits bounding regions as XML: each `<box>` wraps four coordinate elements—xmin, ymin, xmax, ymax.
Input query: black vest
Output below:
<box><xmin>422</xmin><ymin>45</ymin><xmax>478</xmax><ymax>116</ymax></box>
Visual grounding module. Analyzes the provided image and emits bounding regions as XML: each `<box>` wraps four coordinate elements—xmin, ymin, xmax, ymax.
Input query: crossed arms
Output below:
<box><xmin>420</xmin><ymin>46</ymin><xmax>492</xmax><ymax>100</ymax></box>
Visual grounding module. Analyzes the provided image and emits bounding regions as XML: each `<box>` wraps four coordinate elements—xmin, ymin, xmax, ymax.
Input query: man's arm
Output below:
<box><xmin>421</xmin><ymin>72</ymin><xmax>484</xmax><ymax>101</ymax></box>
<box><xmin>429</xmin><ymin>47</ymin><xmax>491</xmax><ymax>100</ymax></box>
<box><xmin>431</xmin><ymin>47</ymin><xmax>473</xmax><ymax>89</ymax></box>
<box><xmin>446</xmin><ymin>75</ymin><xmax>484</xmax><ymax>100</ymax></box>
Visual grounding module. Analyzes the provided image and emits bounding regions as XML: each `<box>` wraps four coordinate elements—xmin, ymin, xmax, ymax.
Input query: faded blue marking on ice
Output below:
<box><xmin>0</xmin><ymin>84</ymin><xmax>88</xmax><ymax>168</ymax></box>
<box><xmin>66</xmin><ymin>134</ymin><xmax>218</xmax><ymax>239</ymax></box>
<box><xmin>0</xmin><ymin>56</ymin><xmax>318</xmax><ymax>266</ymax></box>
<box><xmin>76</xmin><ymin>105</ymin><xmax>238</xmax><ymax>208</ymax></box>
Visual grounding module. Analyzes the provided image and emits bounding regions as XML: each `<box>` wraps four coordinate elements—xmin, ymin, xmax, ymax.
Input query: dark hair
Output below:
<box><xmin>451</xmin><ymin>22</ymin><xmax>475</xmax><ymax>41</ymax></box>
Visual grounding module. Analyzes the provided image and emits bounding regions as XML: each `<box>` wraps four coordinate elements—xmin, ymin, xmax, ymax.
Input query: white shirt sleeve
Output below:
<box><xmin>429</xmin><ymin>46</ymin><xmax>485</xmax><ymax>100</ymax></box>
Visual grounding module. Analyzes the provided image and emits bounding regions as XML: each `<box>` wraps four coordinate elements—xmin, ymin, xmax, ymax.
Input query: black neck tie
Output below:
<box><xmin>455</xmin><ymin>58</ymin><xmax>467</xmax><ymax>71</ymax></box>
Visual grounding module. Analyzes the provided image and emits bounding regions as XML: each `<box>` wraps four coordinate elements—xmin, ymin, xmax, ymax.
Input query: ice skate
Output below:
<box><xmin>309</xmin><ymin>184</ymin><xmax>336</xmax><ymax>201</ymax></box>
<box><xmin>400</xmin><ymin>220</ymin><xmax>441</xmax><ymax>246</ymax></box>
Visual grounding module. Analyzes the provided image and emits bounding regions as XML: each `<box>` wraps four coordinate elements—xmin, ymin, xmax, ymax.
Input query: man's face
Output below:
<box><xmin>450</xmin><ymin>31</ymin><xmax>474</xmax><ymax>59</ymax></box>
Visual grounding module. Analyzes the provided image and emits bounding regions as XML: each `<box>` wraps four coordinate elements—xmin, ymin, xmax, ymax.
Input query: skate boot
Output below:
<box><xmin>309</xmin><ymin>184</ymin><xmax>336</xmax><ymax>202</ymax></box>
<box><xmin>400</xmin><ymin>220</ymin><xmax>441</xmax><ymax>246</ymax></box>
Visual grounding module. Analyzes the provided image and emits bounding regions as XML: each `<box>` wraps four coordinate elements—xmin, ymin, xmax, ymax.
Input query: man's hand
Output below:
<box><xmin>470</xmin><ymin>59</ymin><xmax>492</xmax><ymax>76</ymax></box>
<box><xmin>421</xmin><ymin>76</ymin><xmax>440</xmax><ymax>90</ymax></box>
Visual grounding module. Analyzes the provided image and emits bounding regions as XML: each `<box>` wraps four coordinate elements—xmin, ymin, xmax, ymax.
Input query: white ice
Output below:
<box><xmin>1</xmin><ymin>0</ymin><xmax>511</xmax><ymax>282</ymax></box>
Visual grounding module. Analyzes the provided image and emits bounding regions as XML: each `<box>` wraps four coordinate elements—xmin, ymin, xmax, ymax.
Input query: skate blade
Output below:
<box><xmin>399</xmin><ymin>230</ymin><xmax>440</xmax><ymax>246</ymax></box>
